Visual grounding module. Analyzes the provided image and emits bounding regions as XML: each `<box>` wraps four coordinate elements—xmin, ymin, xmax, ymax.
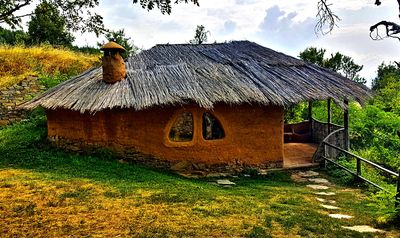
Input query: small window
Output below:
<box><xmin>169</xmin><ymin>112</ymin><xmax>194</xmax><ymax>142</ymax></box>
<box><xmin>202</xmin><ymin>112</ymin><xmax>225</xmax><ymax>140</ymax></box>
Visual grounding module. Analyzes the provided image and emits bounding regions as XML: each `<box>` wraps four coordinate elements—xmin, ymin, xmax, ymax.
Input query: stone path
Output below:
<box><xmin>216</xmin><ymin>179</ymin><xmax>236</xmax><ymax>186</ymax></box>
<box><xmin>342</xmin><ymin>225</ymin><xmax>385</xmax><ymax>233</ymax></box>
<box><xmin>293</xmin><ymin>170</ymin><xmax>386</xmax><ymax>234</ymax></box>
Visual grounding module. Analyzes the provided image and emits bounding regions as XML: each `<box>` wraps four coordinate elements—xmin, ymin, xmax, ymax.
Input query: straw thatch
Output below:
<box><xmin>23</xmin><ymin>41</ymin><xmax>370</xmax><ymax>113</ymax></box>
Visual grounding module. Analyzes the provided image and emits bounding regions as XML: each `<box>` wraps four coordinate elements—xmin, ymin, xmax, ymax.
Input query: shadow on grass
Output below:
<box><xmin>0</xmin><ymin>110</ymin><xmax>296</xmax><ymax>202</ymax></box>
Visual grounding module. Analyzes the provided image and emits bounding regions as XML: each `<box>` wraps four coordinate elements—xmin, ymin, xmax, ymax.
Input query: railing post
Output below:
<box><xmin>322</xmin><ymin>142</ymin><xmax>327</xmax><ymax>169</ymax></box>
<box><xmin>396</xmin><ymin>169</ymin><xmax>400</xmax><ymax>207</ymax></box>
<box><xmin>327</xmin><ymin>98</ymin><xmax>331</xmax><ymax>135</ymax></box>
<box><xmin>309</xmin><ymin>100</ymin><xmax>313</xmax><ymax>142</ymax></box>
<box><xmin>343</xmin><ymin>99</ymin><xmax>350</xmax><ymax>151</ymax></box>
<box><xmin>356</xmin><ymin>157</ymin><xmax>361</xmax><ymax>181</ymax></box>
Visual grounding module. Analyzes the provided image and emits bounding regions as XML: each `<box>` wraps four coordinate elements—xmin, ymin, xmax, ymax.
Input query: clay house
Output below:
<box><xmin>23</xmin><ymin>41</ymin><xmax>370</xmax><ymax>171</ymax></box>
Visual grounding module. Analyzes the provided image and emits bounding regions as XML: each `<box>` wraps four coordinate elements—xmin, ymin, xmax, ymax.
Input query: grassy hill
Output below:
<box><xmin>0</xmin><ymin>45</ymin><xmax>100</xmax><ymax>88</ymax></box>
<box><xmin>0</xmin><ymin>111</ymin><xmax>399</xmax><ymax>237</ymax></box>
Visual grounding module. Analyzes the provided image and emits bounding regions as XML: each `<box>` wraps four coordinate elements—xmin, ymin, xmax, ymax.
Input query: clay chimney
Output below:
<box><xmin>100</xmin><ymin>42</ymin><xmax>127</xmax><ymax>83</ymax></box>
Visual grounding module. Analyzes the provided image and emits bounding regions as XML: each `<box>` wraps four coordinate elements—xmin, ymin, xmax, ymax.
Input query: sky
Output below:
<box><xmin>10</xmin><ymin>0</ymin><xmax>400</xmax><ymax>86</ymax></box>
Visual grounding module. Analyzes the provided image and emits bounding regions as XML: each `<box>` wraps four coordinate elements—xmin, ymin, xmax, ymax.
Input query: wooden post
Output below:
<box><xmin>343</xmin><ymin>99</ymin><xmax>349</xmax><ymax>151</ymax></box>
<box><xmin>356</xmin><ymin>158</ymin><xmax>361</xmax><ymax>180</ymax></box>
<box><xmin>396</xmin><ymin>169</ymin><xmax>400</xmax><ymax>207</ymax></box>
<box><xmin>327</xmin><ymin>98</ymin><xmax>332</xmax><ymax>135</ymax></box>
<box><xmin>309</xmin><ymin>100</ymin><xmax>313</xmax><ymax>142</ymax></box>
<box><xmin>323</xmin><ymin>143</ymin><xmax>327</xmax><ymax>169</ymax></box>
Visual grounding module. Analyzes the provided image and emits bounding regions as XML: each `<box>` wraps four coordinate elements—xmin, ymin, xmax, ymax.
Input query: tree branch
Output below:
<box><xmin>370</xmin><ymin>20</ymin><xmax>400</xmax><ymax>40</ymax></box>
<box><xmin>315</xmin><ymin>0</ymin><xmax>341</xmax><ymax>35</ymax></box>
<box><xmin>0</xmin><ymin>0</ymin><xmax>32</xmax><ymax>23</ymax></box>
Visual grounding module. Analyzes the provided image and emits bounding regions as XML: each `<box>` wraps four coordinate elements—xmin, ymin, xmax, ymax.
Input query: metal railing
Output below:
<box><xmin>319</xmin><ymin>128</ymin><xmax>400</xmax><ymax>206</ymax></box>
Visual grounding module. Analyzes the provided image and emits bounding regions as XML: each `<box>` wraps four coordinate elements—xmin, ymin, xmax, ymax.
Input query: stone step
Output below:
<box><xmin>307</xmin><ymin>184</ymin><xmax>330</xmax><ymax>190</ymax></box>
<box><xmin>342</xmin><ymin>225</ymin><xmax>385</xmax><ymax>233</ymax></box>
<box><xmin>328</xmin><ymin>214</ymin><xmax>353</xmax><ymax>219</ymax></box>
<box><xmin>320</xmin><ymin>204</ymin><xmax>340</xmax><ymax>210</ymax></box>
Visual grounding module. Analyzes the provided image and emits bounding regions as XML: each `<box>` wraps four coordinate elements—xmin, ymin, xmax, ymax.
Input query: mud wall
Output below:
<box><xmin>46</xmin><ymin>104</ymin><xmax>284</xmax><ymax>168</ymax></box>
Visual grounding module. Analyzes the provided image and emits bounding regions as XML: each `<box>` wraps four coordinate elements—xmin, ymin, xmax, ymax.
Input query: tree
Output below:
<box><xmin>27</xmin><ymin>1</ymin><xmax>74</xmax><ymax>46</ymax></box>
<box><xmin>299</xmin><ymin>47</ymin><xmax>366</xmax><ymax>84</ymax></box>
<box><xmin>98</xmin><ymin>29</ymin><xmax>138</xmax><ymax>59</ymax></box>
<box><xmin>0</xmin><ymin>26</ymin><xmax>28</xmax><ymax>45</ymax></box>
<box><xmin>371</xmin><ymin>63</ymin><xmax>400</xmax><ymax>90</ymax></box>
<box><xmin>189</xmin><ymin>25</ymin><xmax>209</xmax><ymax>44</ymax></box>
<box><xmin>0</xmin><ymin>0</ymin><xmax>200</xmax><ymax>36</ymax></box>
<box><xmin>316</xmin><ymin>0</ymin><xmax>400</xmax><ymax>41</ymax></box>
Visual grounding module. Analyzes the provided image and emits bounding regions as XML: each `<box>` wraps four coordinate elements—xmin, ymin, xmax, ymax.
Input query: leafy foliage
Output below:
<box><xmin>0</xmin><ymin>26</ymin><xmax>28</xmax><ymax>45</ymax></box>
<box><xmin>98</xmin><ymin>29</ymin><xmax>138</xmax><ymax>59</ymax></box>
<box><xmin>134</xmin><ymin>0</ymin><xmax>199</xmax><ymax>14</ymax></box>
<box><xmin>371</xmin><ymin>63</ymin><xmax>400</xmax><ymax>91</ymax></box>
<box><xmin>299</xmin><ymin>47</ymin><xmax>365</xmax><ymax>84</ymax></box>
<box><xmin>27</xmin><ymin>1</ymin><xmax>74</xmax><ymax>46</ymax></box>
<box><xmin>0</xmin><ymin>0</ymin><xmax>200</xmax><ymax>36</ymax></box>
<box><xmin>189</xmin><ymin>25</ymin><xmax>209</xmax><ymax>44</ymax></box>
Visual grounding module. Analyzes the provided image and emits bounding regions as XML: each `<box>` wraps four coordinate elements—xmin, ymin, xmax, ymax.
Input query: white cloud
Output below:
<box><xmin>5</xmin><ymin>0</ymin><xmax>399</xmax><ymax>84</ymax></box>
<box><xmin>255</xmin><ymin>6</ymin><xmax>316</xmax><ymax>55</ymax></box>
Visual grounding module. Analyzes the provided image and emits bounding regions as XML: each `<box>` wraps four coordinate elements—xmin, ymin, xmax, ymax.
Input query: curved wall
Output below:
<box><xmin>46</xmin><ymin>103</ymin><xmax>284</xmax><ymax>168</ymax></box>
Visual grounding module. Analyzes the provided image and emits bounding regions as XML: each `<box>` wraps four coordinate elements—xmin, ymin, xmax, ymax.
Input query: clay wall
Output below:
<box><xmin>46</xmin><ymin>104</ymin><xmax>284</xmax><ymax>168</ymax></box>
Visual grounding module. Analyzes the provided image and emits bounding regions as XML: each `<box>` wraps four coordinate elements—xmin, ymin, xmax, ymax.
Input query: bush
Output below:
<box><xmin>368</xmin><ymin>190</ymin><xmax>400</xmax><ymax>225</ymax></box>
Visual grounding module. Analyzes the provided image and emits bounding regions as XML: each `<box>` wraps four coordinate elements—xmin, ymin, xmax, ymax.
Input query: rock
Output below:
<box><xmin>258</xmin><ymin>169</ymin><xmax>268</xmax><ymax>176</ymax></box>
<box><xmin>177</xmin><ymin>172</ymin><xmax>201</xmax><ymax>179</ymax></box>
<box><xmin>328</xmin><ymin>214</ymin><xmax>353</xmax><ymax>219</ymax></box>
<box><xmin>315</xmin><ymin>192</ymin><xmax>336</xmax><ymax>196</ymax></box>
<box><xmin>192</xmin><ymin>163</ymin><xmax>206</xmax><ymax>170</ymax></box>
<box><xmin>298</xmin><ymin>171</ymin><xmax>319</xmax><ymax>177</ymax></box>
<box><xmin>171</xmin><ymin>161</ymin><xmax>192</xmax><ymax>171</ymax></box>
<box><xmin>307</xmin><ymin>184</ymin><xmax>329</xmax><ymax>190</ymax></box>
<box><xmin>320</xmin><ymin>204</ymin><xmax>340</xmax><ymax>210</ymax></box>
<box><xmin>291</xmin><ymin>174</ymin><xmax>307</xmax><ymax>182</ymax></box>
<box><xmin>308</xmin><ymin>178</ymin><xmax>330</xmax><ymax>184</ymax></box>
<box><xmin>316</xmin><ymin>197</ymin><xmax>326</xmax><ymax>203</ymax></box>
<box><xmin>206</xmin><ymin>172</ymin><xmax>229</xmax><ymax>178</ymax></box>
<box><xmin>217</xmin><ymin>179</ymin><xmax>236</xmax><ymax>186</ymax></box>
<box><xmin>342</xmin><ymin>225</ymin><xmax>385</xmax><ymax>233</ymax></box>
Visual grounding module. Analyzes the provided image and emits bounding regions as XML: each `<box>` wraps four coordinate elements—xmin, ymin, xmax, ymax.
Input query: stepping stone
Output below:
<box><xmin>217</xmin><ymin>179</ymin><xmax>236</xmax><ymax>186</ymax></box>
<box><xmin>342</xmin><ymin>225</ymin><xmax>385</xmax><ymax>233</ymax></box>
<box><xmin>291</xmin><ymin>174</ymin><xmax>307</xmax><ymax>182</ymax></box>
<box><xmin>316</xmin><ymin>197</ymin><xmax>326</xmax><ymax>202</ymax></box>
<box><xmin>298</xmin><ymin>171</ymin><xmax>319</xmax><ymax>177</ymax></box>
<box><xmin>328</xmin><ymin>214</ymin><xmax>353</xmax><ymax>219</ymax></box>
<box><xmin>320</xmin><ymin>204</ymin><xmax>340</xmax><ymax>210</ymax></box>
<box><xmin>308</xmin><ymin>178</ymin><xmax>330</xmax><ymax>184</ymax></box>
<box><xmin>307</xmin><ymin>184</ymin><xmax>329</xmax><ymax>190</ymax></box>
<box><xmin>317</xmin><ymin>197</ymin><xmax>337</xmax><ymax>204</ymax></box>
<box><xmin>315</xmin><ymin>192</ymin><xmax>336</xmax><ymax>196</ymax></box>
<box><xmin>258</xmin><ymin>169</ymin><xmax>268</xmax><ymax>176</ymax></box>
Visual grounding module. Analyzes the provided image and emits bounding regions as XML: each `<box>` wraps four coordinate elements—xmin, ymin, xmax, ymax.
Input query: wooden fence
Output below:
<box><xmin>318</xmin><ymin>128</ymin><xmax>400</xmax><ymax>207</ymax></box>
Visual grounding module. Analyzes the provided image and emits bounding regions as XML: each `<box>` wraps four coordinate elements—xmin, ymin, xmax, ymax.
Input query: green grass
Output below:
<box><xmin>0</xmin><ymin>110</ymin><xmax>399</xmax><ymax>237</ymax></box>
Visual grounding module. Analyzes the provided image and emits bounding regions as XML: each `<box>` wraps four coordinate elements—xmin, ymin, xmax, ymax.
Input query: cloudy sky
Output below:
<box><xmin>13</xmin><ymin>0</ymin><xmax>400</xmax><ymax>86</ymax></box>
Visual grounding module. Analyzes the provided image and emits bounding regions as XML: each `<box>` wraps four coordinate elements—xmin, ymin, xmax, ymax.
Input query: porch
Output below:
<box><xmin>282</xmin><ymin>99</ymin><xmax>348</xmax><ymax>169</ymax></box>
<box><xmin>283</xmin><ymin>143</ymin><xmax>319</xmax><ymax>168</ymax></box>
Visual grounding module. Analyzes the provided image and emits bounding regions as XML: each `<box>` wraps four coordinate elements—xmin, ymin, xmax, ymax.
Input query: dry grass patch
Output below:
<box><xmin>0</xmin><ymin>45</ymin><xmax>100</xmax><ymax>88</ymax></box>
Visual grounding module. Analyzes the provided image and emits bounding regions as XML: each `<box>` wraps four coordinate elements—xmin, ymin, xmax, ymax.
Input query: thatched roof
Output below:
<box><xmin>23</xmin><ymin>41</ymin><xmax>370</xmax><ymax>113</ymax></box>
